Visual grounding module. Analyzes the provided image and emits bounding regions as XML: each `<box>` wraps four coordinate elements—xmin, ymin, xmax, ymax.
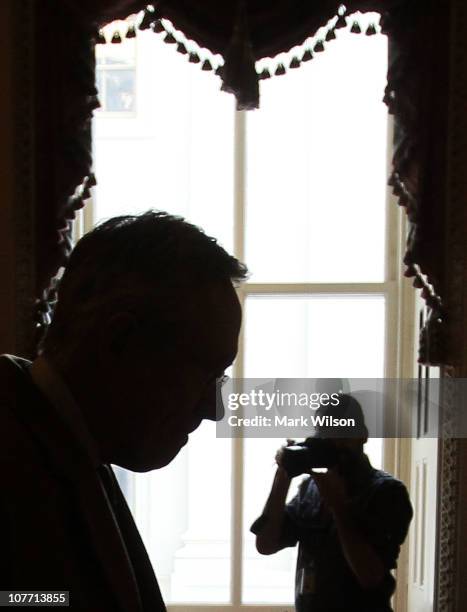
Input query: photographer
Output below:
<box><xmin>251</xmin><ymin>396</ymin><xmax>413</xmax><ymax>612</ymax></box>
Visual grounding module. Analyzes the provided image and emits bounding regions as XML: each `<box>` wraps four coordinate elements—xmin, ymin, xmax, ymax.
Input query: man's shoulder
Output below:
<box><xmin>364</xmin><ymin>467</ymin><xmax>412</xmax><ymax>521</ymax></box>
<box><xmin>0</xmin><ymin>354</ymin><xmax>36</xmax><ymax>434</ymax></box>
<box><xmin>0</xmin><ymin>353</ymin><xmax>32</xmax><ymax>369</ymax></box>
<box><xmin>0</xmin><ymin>354</ymin><xmax>34</xmax><ymax>420</ymax></box>
<box><xmin>0</xmin><ymin>355</ymin><xmax>45</xmax><ymax>471</ymax></box>
<box><xmin>369</xmin><ymin>467</ymin><xmax>409</xmax><ymax>493</ymax></box>
<box><xmin>0</xmin><ymin>354</ymin><xmax>32</xmax><ymax>393</ymax></box>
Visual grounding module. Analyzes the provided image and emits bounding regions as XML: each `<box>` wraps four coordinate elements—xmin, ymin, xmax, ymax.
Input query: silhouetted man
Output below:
<box><xmin>0</xmin><ymin>211</ymin><xmax>247</xmax><ymax>610</ymax></box>
<box><xmin>251</xmin><ymin>396</ymin><xmax>413</xmax><ymax>612</ymax></box>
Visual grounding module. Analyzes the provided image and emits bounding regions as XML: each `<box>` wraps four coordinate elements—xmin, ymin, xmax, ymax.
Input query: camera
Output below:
<box><xmin>281</xmin><ymin>438</ymin><xmax>339</xmax><ymax>478</ymax></box>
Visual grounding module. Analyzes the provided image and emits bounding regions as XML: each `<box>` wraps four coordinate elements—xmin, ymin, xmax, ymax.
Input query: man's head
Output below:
<box><xmin>41</xmin><ymin>211</ymin><xmax>247</xmax><ymax>471</ymax></box>
<box><xmin>316</xmin><ymin>394</ymin><xmax>369</xmax><ymax>469</ymax></box>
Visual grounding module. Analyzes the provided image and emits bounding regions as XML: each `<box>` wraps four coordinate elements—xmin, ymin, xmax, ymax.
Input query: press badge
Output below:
<box><xmin>298</xmin><ymin>560</ymin><xmax>317</xmax><ymax>595</ymax></box>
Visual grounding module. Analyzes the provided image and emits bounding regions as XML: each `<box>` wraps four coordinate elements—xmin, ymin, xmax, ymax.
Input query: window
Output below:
<box><xmin>96</xmin><ymin>34</ymin><xmax>136</xmax><ymax>114</ymax></box>
<box><xmin>87</xmin><ymin>14</ymin><xmax>400</xmax><ymax>609</ymax></box>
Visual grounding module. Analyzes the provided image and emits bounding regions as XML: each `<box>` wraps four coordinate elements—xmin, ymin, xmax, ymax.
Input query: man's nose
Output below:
<box><xmin>197</xmin><ymin>381</ymin><xmax>225</xmax><ymax>422</ymax></box>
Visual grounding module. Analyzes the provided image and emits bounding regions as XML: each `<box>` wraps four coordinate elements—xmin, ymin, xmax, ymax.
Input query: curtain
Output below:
<box><xmin>33</xmin><ymin>0</ymin><xmax>450</xmax><ymax>364</ymax></box>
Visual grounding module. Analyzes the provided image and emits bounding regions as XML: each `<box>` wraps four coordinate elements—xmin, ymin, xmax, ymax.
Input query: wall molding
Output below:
<box><xmin>436</xmin><ymin>0</ymin><xmax>467</xmax><ymax>609</ymax></box>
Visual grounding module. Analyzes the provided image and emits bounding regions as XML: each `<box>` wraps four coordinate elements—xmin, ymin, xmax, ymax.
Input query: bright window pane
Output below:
<box><xmin>94</xmin><ymin>30</ymin><xmax>234</xmax><ymax>253</ymax></box>
<box><xmin>242</xmin><ymin>294</ymin><xmax>385</xmax><ymax>602</ymax></box>
<box><xmin>243</xmin><ymin>437</ymin><xmax>297</xmax><ymax>604</ymax></box>
<box><xmin>246</xmin><ymin>30</ymin><xmax>388</xmax><ymax>282</ymax></box>
<box><xmin>104</xmin><ymin>69</ymin><xmax>136</xmax><ymax>112</ymax></box>
<box><xmin>117</xmin><ymin>422</ymin><xmax>232</xmax><ymax>604</ymax></box>
<box><xmin>244</xmin><ymin>295</ymin><xmax>386</xmax><ymax>379</ymax></box>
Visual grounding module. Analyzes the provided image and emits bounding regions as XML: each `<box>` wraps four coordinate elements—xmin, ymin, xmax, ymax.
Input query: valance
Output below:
<box><xmin>69</xmin><ymin>0</ymin><xmax>403</xmax><ymax>110</ymax></box>
<box><xmin>34</xmin><ymin>0</ymin><xmax>451</xmax><ymax>365</ymax></box>
<box><xmin>70</xmin><ymin>1</ymin><xmax>398</xmax><ymax>55</ymax></box>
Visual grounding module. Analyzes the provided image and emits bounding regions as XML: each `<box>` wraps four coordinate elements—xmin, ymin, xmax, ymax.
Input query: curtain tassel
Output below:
<box><xmin>96</xmin><ymin>30</ymin><xmax>106</xmax><ymax>45</ymax></box>
<box><xmin>202</xmin><ymin>59</ymin><xmax>213</xmax><ymax>71</ymax></box>
<box><xmin>139</xmin><ymin>8</ymin><xmax>156</xmax><ymax>31</ymax></box>
<box><xmin>257</xmin><ymin>68</ymin><xmax>271</xmax><ymax>80</ymax></box>
<box><xmin>126</xmin><ymin>25</ymin><xmax>136</xmax><ymax>39</ymax></box>
<box><xmin>289</xmin><ymin>57</ymin><xmax>301</xmax><ymax>69</ymax></box>
<box><xmin>274</xmin><ymin>63</ymin><xmax>286</xmax><ymax>76</ymax></box>
<box><xmin>177</xmin><ymin>42</ymin><xmax>188</xmax><ymax>55</ymax></box>
<box><xmin>221</xmin><ymin>0</ymin><xmax>259</xmax><ymax>110</ymax></box>
<box><xmin>164</xmin><ymin>32</ymin><xmax>176</xmax><ymax>44</ymax></box>
<box><xmin>152</xmin><ymin>20</ymin><xmax>165</xmax><ymax>33</ymax></box>
<box><xmin>313</xmin><ymin>39</ymin><xmax>325</xmax><ymax>53</ymax></box>
<box><xmin>188</xmin><ymin>52</ymin><xmax>201</xmax><ymax>64</ymax></box>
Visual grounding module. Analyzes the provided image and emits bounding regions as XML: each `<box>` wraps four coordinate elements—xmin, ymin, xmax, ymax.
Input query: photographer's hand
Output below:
<box><xmin>275</xmin><ymin>438</ymin><xmax>295</xmax><ymax>472</ymax></box>
<box><xmin>310</xmin><ymin>469</ymin><xmax>348</xmax><ymax>512</ymax></box>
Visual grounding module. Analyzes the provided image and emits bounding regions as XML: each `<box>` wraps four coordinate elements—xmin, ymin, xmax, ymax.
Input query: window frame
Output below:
<box><xmin>75</xmin><ymin>44</ymin><xmax>416</xmax><ymax>612</ymax></box>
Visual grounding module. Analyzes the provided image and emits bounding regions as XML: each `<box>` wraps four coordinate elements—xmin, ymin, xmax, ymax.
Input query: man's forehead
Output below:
<box><xmin>187</xmin><ymin>283</ymin><xmax>241</xmax><ymax>365</ymax></box>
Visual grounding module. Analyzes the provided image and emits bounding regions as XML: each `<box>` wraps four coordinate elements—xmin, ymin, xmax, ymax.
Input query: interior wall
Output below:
<box><xmin>0</xmin><ymin>0</ymin><xmax>36</xmax><ymax>358</ymax></box>
<box><xmin>0</xmin><ymin>0</ymin><xmax>17</xmax><ymax>353</ymax></box>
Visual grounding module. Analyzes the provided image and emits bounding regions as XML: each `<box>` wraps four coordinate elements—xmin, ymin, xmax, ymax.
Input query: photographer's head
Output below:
<box><xmin>41</xmin><ymin>211</ymin><xmax>247</xmax><ymax>471</ymax></box>
<box><xmin>316</xmin><ymin>394</ymin><xmax>369</xmax><ymax>464</ymax></box>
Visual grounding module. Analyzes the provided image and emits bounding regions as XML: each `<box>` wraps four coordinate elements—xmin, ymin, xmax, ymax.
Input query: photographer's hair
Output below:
<box><xmin>41</xmin><ymin>211</ymin><xmax>248</xmax><ymax>362</ymax></box>
<box><xmin>316</xmin><ymin>393</ymin><xmax>369</xmax><ymax>440</ymax></box>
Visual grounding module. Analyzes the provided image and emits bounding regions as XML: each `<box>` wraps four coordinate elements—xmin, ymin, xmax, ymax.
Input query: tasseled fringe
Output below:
<box><xmin>111</xmin><ymin>32</ymin><xmax>122</xmax><ymax>44</ymax></box>
<box><xmin>139</xmin><ymin>6</ymin><xmax>156</xmax><ymax>30</ymax></box>
<box><xmin>177</xmin><ymin>42</ymin><xmax>187</xmax><ymax>55</ymax></box>
<box><xmin>136</xmin><ymin>7</ymin><xmax>224</xmax><ymax>79</ymax></box>
<box><xmin>152</xmin><ymin>20</ymin><xmax>165</xmax><ymax>33</ymax></box>
<box><xmin>258</xmin><ymin>68</ymin><xmax>271</xmax><ymax>80</ymax></box>
<box><xmin>220</xmin><ymin>0</ymin><xmax>259</xmax><ymax>110</ymax></box>
<box><xmin>163</xmin><ymin>32</ymin><xmax>176</xmax><ymax>44</ymax></box>
<box><xmin>126</xmin><ymin>25</ymin><xmax>136</xmax><ymax>39</ymax></box>
<box><xmin>96</xmin><ymin>30</ymin><xmax>106</xmax><ymax>45</ymax></box>
<box><xmin>188</xmin><ymin>52</ymin><xmax>201</xmax><ymax>64</ymax></box>
<box><xmin>275</xmin><ymin>63</ymin><xmax>286</xmax><ymax>76</ymax></box>
<box><xmin>313</xmin><ymin>39</ymin><xmax>325</xmax><ymax>53</ymax></box>
<box><xmin>289</xmin><ymin>57</ymin><xmax>301</xmax><ymax>69</ymax></box>
<box><xmin>97</xmin><ymin>3</ymin><xmax>382</xmax><ymax>111</ymax></box>
<box><xmin>257</xmin><ymin>9</ymin><xmax>381</xmax><ymax>85</ymax></box>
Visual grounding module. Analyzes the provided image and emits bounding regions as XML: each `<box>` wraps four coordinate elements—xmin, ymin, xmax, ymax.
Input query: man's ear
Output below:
<box><xmin>99</xmin><ymin>312</ymin><xmax>140</xmax><ymax>359</ymax></box>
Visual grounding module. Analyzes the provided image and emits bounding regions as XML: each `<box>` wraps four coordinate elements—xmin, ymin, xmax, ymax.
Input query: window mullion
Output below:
<box><xmin>231</xmin><ymin>108</ymin><xmax>247</xmax><ymax>607</ymax></box>
<box><xmin>234</xmin><ymin>109</ymin><xmax>246</xmax><ymax>263</ymax></box>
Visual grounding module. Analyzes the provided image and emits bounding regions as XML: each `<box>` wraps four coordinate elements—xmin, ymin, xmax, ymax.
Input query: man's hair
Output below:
<box><xmin>316</xmin><ymin>394</ymin><xmax>369</xmax><ymax>439</ymax></box>
<box><xmin>41</xmin><ymin>211</ymin><xmax>248</xmax><ymax>358</ymax></box>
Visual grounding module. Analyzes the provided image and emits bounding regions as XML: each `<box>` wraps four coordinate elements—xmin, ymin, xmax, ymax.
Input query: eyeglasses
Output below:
<box><xmin>217</xmin><ymin>374</ymin><xmax>230</xmax><ymax>388</ymax></box>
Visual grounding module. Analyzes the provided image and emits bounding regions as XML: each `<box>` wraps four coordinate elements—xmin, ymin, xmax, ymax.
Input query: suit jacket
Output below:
<box><xmin>0</xmin><ymin>354</ymin><xmax>166</xmax><ymax>612</ymax></box>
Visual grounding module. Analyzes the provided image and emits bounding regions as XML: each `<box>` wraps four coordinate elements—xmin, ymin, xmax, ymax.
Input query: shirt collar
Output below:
<box><xmin>30</xmin><ymin>356</ymin><xmax>100</xmax><ymax>468</ymax></box>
